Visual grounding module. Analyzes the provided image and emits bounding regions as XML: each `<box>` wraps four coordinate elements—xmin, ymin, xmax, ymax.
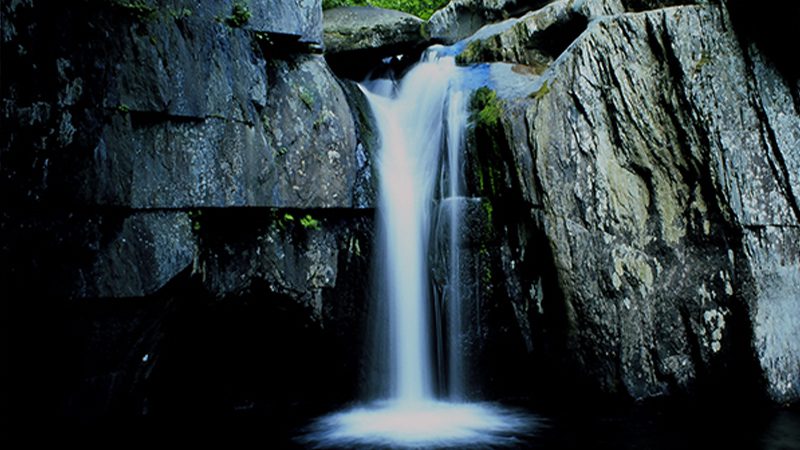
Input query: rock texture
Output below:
<box><xmin>461</xmin><ymin>1</ymin><xmax>799</xmax><ymax>403</ymax></box>
<box><xmin>323</xmin><ymin>6</ymin><xmax>427</xmax><ymax>55</ymax></box>
<box><xmin>428</xmin><ymin>0</ymin><xmax>550</xmax><ymax>44</ymax></box>
<box><xmin>2</xmin><ymin>0</ymin><xmax>377</xmax><ymax>420</ymax></box>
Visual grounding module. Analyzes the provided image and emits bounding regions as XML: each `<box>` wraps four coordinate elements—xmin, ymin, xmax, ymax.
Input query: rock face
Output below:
<box><xmin>322</xmin><ymin>6</ymin><xmax>432</xmax><ymax>79</ymax></box>
<box><xmin>2</xmin><ymin>0</ymin><xmax>377</xmax><ymax>420</ymax></box>
<box><xmin>428</xmin><ymin>0</ymin><xmax>551</xmax><ymax>44</ymax></box>
<box><xmin>324</xmin><ymin>6</ymin><xmax>427</xmax><ymax>55</ymax></box>
<box><xmin>460</xmin><ymin>0</ymin><xmax>800</xmax><ymax>403</ymax></box>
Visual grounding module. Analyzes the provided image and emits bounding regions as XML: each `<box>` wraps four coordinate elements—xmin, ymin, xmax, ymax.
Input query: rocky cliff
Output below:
<box><xmin>453</xmin><ymin>0</ymin><xmax>799</xmax><ymax>404</ymax></box>
<box><xmin>2</xmin><ymin>0</ymin><xmax>377</xmax><ymax>421</ymax></box>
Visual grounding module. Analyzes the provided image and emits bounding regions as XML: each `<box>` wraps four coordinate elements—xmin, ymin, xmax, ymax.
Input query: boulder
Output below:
<box><xmin>323</xmin><ymin>6</ymin><xmax>427</xmax><ymax>55</ymax></box>
<box><xmin>455</xmin><ymin>0</ymin><xmax>588</xmax><ymax>70</ymax></box>
<box><xmin>427</xmin><ymin>0</ymin><xmax>550</xmax><ymax>44</ymax></box>
<box><xmin>509</xmin><ymin>4</ymin><xmax>800</xmax><ymax>402</ymax></box>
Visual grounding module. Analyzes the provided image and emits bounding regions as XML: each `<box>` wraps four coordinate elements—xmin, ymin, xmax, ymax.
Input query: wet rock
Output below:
<box><xmin>337</xmin><ymin>79</ymin><xmax>380</xmax><ymax>208</ymax></box>
<box><xmin>431</xmin><ymin>195</ymin><xmax>530</xmax><ymax>397</ymax></box>
<box><xmin>511</xmin><ymin>4</ymin><xmax>800</xmax><ymax>401</ymax></box>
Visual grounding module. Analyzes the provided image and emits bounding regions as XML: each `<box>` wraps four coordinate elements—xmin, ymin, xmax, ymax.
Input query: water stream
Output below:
<box><xmin>300</xmin><ymin>47</ymin><xmax>538</xmax><ymax>448</ymax></box>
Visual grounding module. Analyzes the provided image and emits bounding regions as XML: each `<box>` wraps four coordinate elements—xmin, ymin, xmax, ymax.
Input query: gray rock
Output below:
<box><xmin>510</xmin><ymin>4</ymin><xmax>800</xmax><ymax>401</ymax></box>
<box><xmin>323</xmin><ymin>6</ymin><xmax>427</xmax><ymax>55</ymax></box>
<box><xmin>108</xmin><ymin>0</ymin><xmax>322</xmax><ymax>44</ymax></box>
<box><xmin>427</xmin><ymin>0</ymin><xmax>550</xmax><ymax>44</ymax></box>
<box><xmin>245</xmin><ymin>0</ymin><xmax>323</xmax><ymax>44</ymax></box>
<box><xmin>200</xmin><ymin>210</ymin><xmax>374</xmax><ymax>324</ymax></box>
<box><xmin>455</xmin><ymin>0</ymin><xmax>587</xmax><ymax>70</ymax></box>
<box><xmin>3</xmin><ymin>1</ymin><xmax>369</xmax><ymax>210</ymax></box>
<box><xmin>103</xmin><ymin>12</ymin><xmax>268</xmax><ymax>122</ymax></box>
<box><xmin>73</xmin><ymin>54</ymin><xmax>363</xmax><ymax>209</ymax></box>
<box><xmin>337</xmin><ymin>79</ymin><xmax>380</xmax><ymax>209</ymax></box>
<box><xmin>76</xmin><ymin>212</ymin><xmax>195</xmax><ymax>298</ymax></box>
<box><xmin>263</xmin><ymin>55</ymin><xmax>363</xmax><ymax>208</ymax></box>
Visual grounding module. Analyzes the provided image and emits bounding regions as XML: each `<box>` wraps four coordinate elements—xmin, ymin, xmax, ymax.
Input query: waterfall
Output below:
<box><xmin>444</xmin><ymin>86</ymin><xmax>468</xmax><ymax>401</ymax></box>
<box><xmin>362</xmin><ymin>49</ymin><xmax>467</xmax><ymax>403</ymax></box>
<box><xmin>300</xmin><ymin>46</ymin><xmax>537</xmax><ymax>449</ymax></box>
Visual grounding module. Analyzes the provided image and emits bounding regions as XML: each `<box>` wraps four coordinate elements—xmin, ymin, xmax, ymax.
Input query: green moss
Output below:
<box><xmin>298</xmin><ymin>86</ymin><xmax>315</xmax><ymax>109</ymax></box>
<box><xmin>322</xmin><ymin>0</ymin><xmax>449</xmax><ymax>20</ymax></box>
<box><xmin>469</xmin><ymin>87</ymin><xmax>505</xmax><ymax>198</ymax></box>
<box><xmin>694</xmin><ymin>51</ymin><xmax>711</xmax><ymax>73</ymax></box>
<box><xmin>168</xmin><ymin>7</ymin><xmax>192</xmax><ymax>20</ymax></box>
<box><xmin>226</xmin><ymin>1</ymin><xmax>252</xmax><ymax>27</ymax></box>
<box><xmin>116</xmin><ymin>104</ymin><xmax>131</xmax><ymax>113</ymax></box>
<box><xmin>262</xmin><ymin>113</ymin><xmax>271</xmax><ymax>135</ymax></box>
<box><xmin>471</xmin><ymin>87</ymin><xmax>501</xmax><ymax>130</ymax></box>
<box><xmin>419</xmin><ymin>22</ymin><xmax>431</xmax><ymax>40</ymax></box>
<box><xmin>188</xmin><ymin>209</ymin><xmax>203</xmax><ymax>233</ymax></box>
<box><xmin>482</xmin><ymin>201</ymin><xmax>494</xmax><ymax>223</ymax></box>
<box><xmin>456</xmin><ymin>39</ymin><xmax>488</xmax><ymax>65</ymax></box>
<box><xmin>531</xmin><ymin>80</ymin><xmax>550</xmax><ymax>101</ymax></box>
<box><xmin>114</xmin><ymin>0</ymin><xmax>157</xmax><ymax>21</ymax></box>
<box><xmin>300</xmin><ymin>214</ymin><xmax>321</xmax><ymax>230</ymax></box>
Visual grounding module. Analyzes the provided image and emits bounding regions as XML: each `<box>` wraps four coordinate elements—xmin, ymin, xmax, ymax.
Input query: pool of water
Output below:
<box><xmin>13</xmin><ymin>400</ymin><xmax>799</xmax><ymax>448</ymax></box>
<box><xmin>291</xmin><ymin>401</ymin><xmax>800</xmax><ymax>449</ymax></box>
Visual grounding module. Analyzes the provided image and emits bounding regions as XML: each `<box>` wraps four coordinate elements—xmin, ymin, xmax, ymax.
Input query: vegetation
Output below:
<box><xmin>168</xmin><ymin>7</ymin><xmax>192</xmax><ymax>20</ymax></box>
<box><xmin>279</xmin><ymin>212</ymin><xmax>322</xmax><ymax>230</ymax></box>
<box><xmin>322</xmin><ymin>0</ymin><xmax>450</xmax><ymax>20</ymax></box>
<box><xmin>226</xmin><ymin>1</ymin><xmax>252</xmax><ymax>27</ymax></box>
<box><xmin>113</xmin><ymin>0</ymin><xmax>157</xmax><ymax>21</ymax></box>
<box><xmin>531</xmin><ymin>80</ymin><xmax>550</xmax><ymax>101</ymax></box>
<box><xmin>299</xmin><ymin>214</ymin><xmax>321</xmax><ymax>230</ymax></box>
<box><xmin>694</xmin><ymin>51</ymin><xmax>711</xmax><ymax>74</ymax></box>
<box><xmin>455</xmin><ymin>39</ymin><xmax>490</xmax><ymax>65</ymax></box>
<box><xmin>470</xmin><ymin>87</ymin><xmax>502</xmax><ymax>131</ymax></box>
<box><xmin>469</xmin><ymin>87</ymin><xmax>505</xmax><ymax>197</ymax></box>
<box><xmin>297</xmin><ymin>86</ymin><xmax>315</xmax><ymax>109</ymax></box>
<box><xmin>188</xmin><ymin>210</ymin><xmax>203</xmax><ymax>232</ymax></box>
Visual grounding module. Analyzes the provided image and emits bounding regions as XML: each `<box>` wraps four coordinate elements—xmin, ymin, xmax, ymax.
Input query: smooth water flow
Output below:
<box><xmin>444</xmin><ymin>86</ymin><xmax>468</xmax><ymax>400</ymax></box>
<box><xmin>367</xmin><ymin>52</ymin><xmax>455</xmax><ymax>401</ymax></box>
<box><xmin>300</xmin><ymin>47</ymin><xmax>538</xmax><ymax>448</ymax></box>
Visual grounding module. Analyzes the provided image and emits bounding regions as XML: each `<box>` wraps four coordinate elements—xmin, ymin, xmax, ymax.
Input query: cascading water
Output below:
<box><xmin>300</xmin><ymin>47</ymin><xmax>538</xmax><ymax>448</ymax></box>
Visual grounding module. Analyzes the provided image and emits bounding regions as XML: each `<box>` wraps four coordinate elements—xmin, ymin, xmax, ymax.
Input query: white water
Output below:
<box><xmin>444</xmin><ymin>85</ymin><xmax>468</xmax><ymax>400</ymax></box>
<box><xmin>300</xmin><ymin>48</ymin><xmax>538</xmax><ymax>448</ymax></box>
<box><xmin>367</xmin><ymin>52</ymin><xmax>453</xmax><ymax>401</ymax></box>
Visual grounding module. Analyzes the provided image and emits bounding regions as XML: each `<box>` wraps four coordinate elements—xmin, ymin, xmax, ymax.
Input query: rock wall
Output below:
<box><xmin>457</xmin><ymin>0</ymin><xmax>799</xmax><ymax>403</ymax></box>
<box><xmin>2</xmin><ymin>0</ymin><xmax>377</xmax><ymax>420</ymax></box>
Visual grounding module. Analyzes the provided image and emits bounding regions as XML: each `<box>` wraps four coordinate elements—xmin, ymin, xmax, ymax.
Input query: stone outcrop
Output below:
<box><xmin>427</xmin><ymin>0</ymin><xmax>551</xmax><ymax>44</ymax></box>
<box><xmin>322</xmin><ymin>6</ymin><xmax>432</xmax><ymax>79</ymax></box>
<box><xmin>323</xmin><ymin>6</ymin><xmax>427</xmax><ymax>55</ymax></box>
<box><xmin>460</xmin><ymin>1</ymin><xmax>799</xmax><ymax>403</ymax></box>
<box><xmin>2</xmin><ymin>0</ymin><xmax>377</xmax><ymax>419</ymax></box>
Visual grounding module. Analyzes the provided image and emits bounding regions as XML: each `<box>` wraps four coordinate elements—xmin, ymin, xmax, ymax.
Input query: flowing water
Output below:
<box><xmin>300</xmin><ymin>47</ymin><xmax>539</xmax><ymax>448</ymax></box>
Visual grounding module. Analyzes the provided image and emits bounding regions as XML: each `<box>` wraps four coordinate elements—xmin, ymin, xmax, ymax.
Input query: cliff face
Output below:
<box><xmin>459</xmin><ymin>0</ymin><xmax>799</xmax><ymax>403</ymax></box>
<box><xmin>2</xmin><ymin>0</ymin><xmax>376</xmax><ymax>419</ymax></box>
